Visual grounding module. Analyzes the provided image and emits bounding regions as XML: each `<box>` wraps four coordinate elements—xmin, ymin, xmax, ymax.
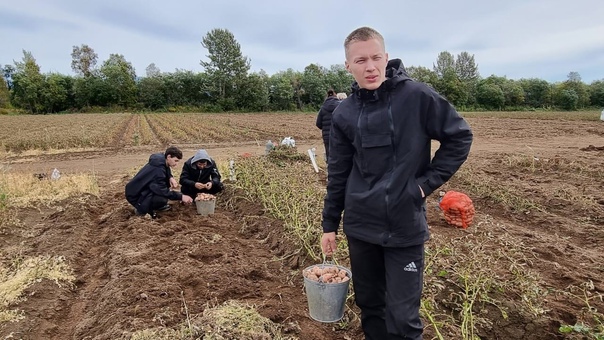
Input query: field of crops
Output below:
<box><xmin>0</xmin><ymin>111</ymin><xmax>603</xmax><ymax>339</ymax></box>
<box><xmin>0</xmin><ymin>113</ymin><xmax>321</xmax><ymax>152</ymax></box>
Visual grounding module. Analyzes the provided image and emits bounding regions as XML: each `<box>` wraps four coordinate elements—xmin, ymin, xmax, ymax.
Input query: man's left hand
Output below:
<box><xmin>169</xmin><ymin>177</ymin><xmax>178</xmax><ymax>189</ymax></box>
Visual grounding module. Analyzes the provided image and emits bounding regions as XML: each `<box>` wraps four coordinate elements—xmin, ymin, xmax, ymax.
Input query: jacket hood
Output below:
<box><xmin>351</xmin><ymin>58</ymin><xmax>411</xmax><ymax>99</ymax></box>
<box><xmin>191</xmin><ymin>149</ymin><xmax>212</xmax><ymax>166</ymax></box>
<box><xmin>148</xmin><ymin>153</ymin><xmax>166</xmax><ymax>167</ymax></box>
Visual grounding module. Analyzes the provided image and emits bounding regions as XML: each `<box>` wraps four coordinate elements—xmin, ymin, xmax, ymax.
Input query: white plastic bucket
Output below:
<box><xmin>303</xmin><ymin>264</ymin><xmax>352</xmax><ymax>323</ymax></box>
<box><xmin>195</xmin><ymin>199</ymin><xmax>216</xmax><ymax>216</ymax></box>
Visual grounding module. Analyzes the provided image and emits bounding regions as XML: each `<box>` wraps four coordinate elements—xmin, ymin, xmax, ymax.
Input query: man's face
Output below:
<box><xmin>196</xmin><ymin>160</ymin><xmax>208</xmax><ymax>169</ymax></box>
<box><xmin>345</xmin><ymin>38</ymin><xmax>388</xmax><ymax>90</ymax></box>
<box><xmin>166</xmin><ymin>155</ymin><xmax>180</xmax><ymax>168</ymax></box>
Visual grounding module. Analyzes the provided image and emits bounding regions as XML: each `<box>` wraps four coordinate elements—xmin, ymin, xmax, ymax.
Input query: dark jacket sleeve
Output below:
<box><xmin>149</xmin><ymin>168</ymin><xmax>182</xmax><ymax>201</ymax></box>
<box><xmin>316</xmin><ymin>109</ymin><xmax>323</xmax><ymax>129</ymax></box>
<box><xmin>417</xmin><ymin>90</ymin><xmax>473</xmax><ymax>197</ymax></box>
<box><xmin>179</xmin><ymin>161</ymin><xmax>197</xmax><ymax>189</ymax></box>
<box><xmin>210</xmin><ymin>160</ymin><xmax>222</xmax><ymax>186</ymax></box>
<box><xmin>321</xmin><ymin>118</ymin><xmax>354</xmax><ymax>233</ymax></box>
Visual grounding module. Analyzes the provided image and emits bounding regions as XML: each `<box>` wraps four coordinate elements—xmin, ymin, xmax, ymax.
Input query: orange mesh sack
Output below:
<box><xmin>439</xmin><ymin>191</ymin><xmax>475</xmax><ymax>229</ymax></box>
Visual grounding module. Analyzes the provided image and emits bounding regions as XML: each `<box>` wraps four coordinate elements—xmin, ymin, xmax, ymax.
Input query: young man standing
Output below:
<box><xmin>125</xmin><ymin>146</ymin><xmax>193</xmax><ymax>219</ymax></box>
<box><xmin>320</xmin><ymin>27</ymin><xmax>473</xmax><ymax>339</ymax></box>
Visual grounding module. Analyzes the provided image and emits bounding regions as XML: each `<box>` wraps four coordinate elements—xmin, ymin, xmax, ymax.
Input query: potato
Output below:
<box><xmin>304</xmin><ymin>265</ymin><xmax>350</xmax><ymax>284</ymax></box>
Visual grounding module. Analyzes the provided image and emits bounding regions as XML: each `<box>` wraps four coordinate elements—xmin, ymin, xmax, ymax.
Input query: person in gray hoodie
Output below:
<box><xmin>179</xmin><ymin>149</ymin><xmax>224</xmax><ymax>198</ymax></box>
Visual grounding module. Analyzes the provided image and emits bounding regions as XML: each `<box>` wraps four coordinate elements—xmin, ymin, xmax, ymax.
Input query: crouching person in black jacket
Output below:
<box><xmin>125</xmin><ymin>146</ymin><xmax>194</xmax><ymax>219</ymax></box>
<box><xmin>179</xmin><ymin>149</ymin><xmax>224</xmax><ymax>199</ymax></box>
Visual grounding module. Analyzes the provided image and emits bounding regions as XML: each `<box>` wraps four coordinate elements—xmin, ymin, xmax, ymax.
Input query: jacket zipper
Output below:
<box><xmin>385</xmin><ymin>94</ymin><xmax>395</xmax><ymax>239</ymax></box>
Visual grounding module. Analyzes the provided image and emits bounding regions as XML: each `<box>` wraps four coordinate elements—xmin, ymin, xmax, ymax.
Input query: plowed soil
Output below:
<box><xmin>1</xmin><ymin>115</ymin><xmax>603</xmax><ymax>339</ymax></box>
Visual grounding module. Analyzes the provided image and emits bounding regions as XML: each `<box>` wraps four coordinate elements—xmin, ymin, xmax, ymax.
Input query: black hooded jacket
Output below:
<box><xmin>125</xmin><ymin>153</ymin><xmax>182</xmax><ymax>214</ymax></box>
<box><xmin>321</xmin><ymin>59</ymin><xmax>473</xmax><ymax>247</ymax></box>
<box><xmin>316</xmin><ymin>96</ymin><xmax>341</xmax><ymax>143</ymax></box>
<box><xmin>179</xmin><ymin>149</ymin><xmax>222</xmax><ymax>196</ymax></box>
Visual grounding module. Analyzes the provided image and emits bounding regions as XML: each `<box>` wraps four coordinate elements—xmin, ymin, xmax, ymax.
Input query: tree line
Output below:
<box><xmin>1</xmin><ymin>28</ymin><xmax>602</xmax><ymax>114</ymax></box>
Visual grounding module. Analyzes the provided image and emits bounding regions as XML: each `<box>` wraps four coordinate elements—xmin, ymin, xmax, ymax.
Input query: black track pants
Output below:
<box><xmin>347</xmin><ymin>236</ymin><xmax>424</xmax><ymax>340</ymax></box>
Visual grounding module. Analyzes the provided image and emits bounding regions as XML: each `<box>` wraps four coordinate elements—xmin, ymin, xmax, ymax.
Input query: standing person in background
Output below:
<box><xmin>316</xmin><ymin>89</ymin><xmax>341</xmax><ymax>161</ymax></box>
<box><xmin>179</xmin><ymin>149</ymin><xmax>224</xmax><ymax>199</ymax></box>
<box><xmin>320</xmin><ymin>26</ymin><xmax>473</xmax><ymax>339</ymax></box>
<box><xmin>125</xmin><ymin>146</ymin><xmax>193</xmax><ymax>219</ymax></box>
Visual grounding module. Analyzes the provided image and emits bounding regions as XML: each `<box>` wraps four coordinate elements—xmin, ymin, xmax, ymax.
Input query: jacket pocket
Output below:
<box><xmin>360</xmin><ymin>133</ymin><xmax>392</xmax><ymax>176</ymax></box>
<box><xmin>361</xmin><ymin>133</ymin><xmax>390</xmax><ymax>148</ymax></box>
<box><xmin>407</xmin><ymin>178</ymin><xmax>424</xmax><ymax>207</ymax></box>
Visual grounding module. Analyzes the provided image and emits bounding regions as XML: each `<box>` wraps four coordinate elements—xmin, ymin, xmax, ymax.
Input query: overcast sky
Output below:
<box><xmin>1</xmin><ymin>0</ymin><xmax>603</xmax><ymax>83</ymax></box>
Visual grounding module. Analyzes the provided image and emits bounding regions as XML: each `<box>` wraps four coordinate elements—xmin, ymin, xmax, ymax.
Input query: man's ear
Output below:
<box><xmin>345</xmin><ymin>60</ymin><xmax>350</xmax><ymax>73</ymax></box>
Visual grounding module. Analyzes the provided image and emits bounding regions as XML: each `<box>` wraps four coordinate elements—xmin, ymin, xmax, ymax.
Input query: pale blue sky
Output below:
<box><xmin>1</xmin><ymin>0</ymin><xmax>603</xmax><ymax>83</ymax></box>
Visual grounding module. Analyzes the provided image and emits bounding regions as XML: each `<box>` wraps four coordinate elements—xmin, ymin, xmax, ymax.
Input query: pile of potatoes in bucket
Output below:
<box><xmin>303</xmin><ymin>265</ymin><xmax>350</xmax><ymax>283</ymax></box>
<box><xmin>195</xmin><ymin>193</ymin><xmax>216</xmax><ymax>201</ymax></box>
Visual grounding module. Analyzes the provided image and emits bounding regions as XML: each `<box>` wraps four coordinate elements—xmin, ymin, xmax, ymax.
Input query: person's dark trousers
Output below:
<box><xmin>347</xmin><ymin>236</ymin><xmax>424</xmax><ymax>340</ymax></box>
<box><xmin>150</xmin><ymin>195</ymin><xmax>169</xmax><ymax>211</ymax></box>
<box><xmin>181</xmin><ymin>183</ymin><xmax>223</xmax><ymax>198</ymax></box>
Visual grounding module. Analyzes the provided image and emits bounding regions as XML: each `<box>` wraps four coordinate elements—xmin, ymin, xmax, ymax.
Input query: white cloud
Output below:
<box><xmin>1</xmin><ymin>0</ymin><xmax>602</xmax><ymax>82</ymax></box>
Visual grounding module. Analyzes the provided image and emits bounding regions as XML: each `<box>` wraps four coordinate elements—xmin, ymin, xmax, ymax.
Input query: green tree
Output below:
<box><xmin>455</xmin><ymin>52</ymin><xmax>480</xmax><ymax>107</ymax></box>
<box><xmin>558</xmin><ymin>89</ymin><xmax>579</xmax><ymax>110</ymax></box>
<box><xmin>2</xmin><ymin>64</ymin><xmax>15</xmax><ymax>90</ymax></box>
<box><xmin>476</xmin><ymin>81</ymin><xmax>505</xmax><ymax>110</ymax></box>
<box><xmin>325</xmin><ymin>64</ymin><xmax>354</xmax><ymax>94</ymax></box>
<box><xmin>41</xmin><ymin>73</ymin><xmax>72</xmax><ymax>113</ymax></box>
<box><xmin>200</xmin><ymin>28</ymin><xmax>250</xmax><ymax>109</ymax></box>
<box><xmin>0</xmin><ymin>75</ymin><xmax>9</xmax><ymax>109</ymax></box>
<box><xmin>268</xmin><ymin>71</ymin><xmax>295</xmax><ymax>111</ymax></box>
<box><xmin>407</xmin><ymin>66</ymin><xmax>438</xmax><ymax>88</ymax></box>
<box><xmin>301</xmin><ymin>63</ymin><xmax>327</xmax><ymax>109</ymax></box>
<box><xmin>11</xmin><ymin>50</ymin><xmax>45</xmax><ymax>113</ymax></box>
<box><xmin>501</xmin><ymin>80</ymin><xmax>525</xmax><ymax>107</ymax></box>
<box><xmin>519</xmin><ymin>78</ymin><xmax>552</xmax><ymax>108</ymax></box>
<box><xmin>145</xmin><ymin>63</ymin><xmax>161</xmax><ymax>77</ymax></box>
<box><xmin>71</xmin><ymin>44</ymin><xmax>98</xmax><ymax>77</ymax></box>
<box><xmin>436</xmin><ymin>68</ymin><xmax>468</xmax><ymax>107</ymax></box>
<box><xmin>589</xmin><ymin>79</ymin><xmax>604</xmax><ymax>107</ymax></box>
<box><xmin>455</xmin><ymin>52</ymin><xmax>480</xmax><ymax>82</ymax></box>
<box><xmin>560</xmin><ymin>72</ymin><xmax>590</xmax><ymax>108</ymax></box>
<box><xmin>237</xmin><ymin>71</ymin><xmax>270</xmax><ymax>111</ymax></box>
<box><xmin>162</xmin><ymin>70</ymin><xmax>210</xmax><ymax>108</ymax></box>
<box><xmin>433</xmin><ymin>51</ymin><xmax>455</xmax><ymax>79</ymax></box>
<box><xmin>137</xmin><ymin>76</ymin><xmax>166</xmax><ymax>110</ymax></box>
<box><xmin>73</xmin><ymin>75</ymin><xmax>103</xmax><ymax>108</ymax></box>
<box><xmin>99</xmin><ymin>54</ymin><xmax>137</xmax><ymax>107</ymax></box>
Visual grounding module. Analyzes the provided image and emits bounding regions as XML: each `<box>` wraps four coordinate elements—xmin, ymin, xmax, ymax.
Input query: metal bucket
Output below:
<box><xmin>303</xmin><ymin>264</ymin><xmax>352</xmax><ymax>323</ymax></box>
<box><xmin>195</xmin><ymin>199</ymin><xmax>216</xmax><ymax>216</ymax></box>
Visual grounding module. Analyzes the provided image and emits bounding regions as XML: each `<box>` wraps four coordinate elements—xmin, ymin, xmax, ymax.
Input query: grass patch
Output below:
<box><xmin>130</xmin><ymin>300</ymin><xmax>295</xmax><ymax>340</ymax></box>
<box><xmin>0</xmin><ymin>255</ymin><xmax>75</xmax><ymax>322</ymax></box>
<box><xmin>0</xmin><ymin>172</ymin><xmax>99</xmax><ymax>208</ymax></box>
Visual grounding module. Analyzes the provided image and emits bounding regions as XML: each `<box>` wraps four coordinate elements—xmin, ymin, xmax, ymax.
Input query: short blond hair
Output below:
<box><xmin>344</xmin><ymin>27</ymin><xmax>385</xmax><ymax>58</ymax></box>
<box><xmin>336</xmin><ymin>93</ymin><xmax>347</xmax><ymax>100</ymax></box>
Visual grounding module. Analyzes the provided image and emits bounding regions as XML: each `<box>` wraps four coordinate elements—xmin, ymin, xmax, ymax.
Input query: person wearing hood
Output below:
<box><xmin>125</xmin><ymin>146</ymin><xmax>194</xmax><ymax>219</ymax></box>
<box><xmin>316</xmin><ymin>89</ymin><xmax>341</xmax><ymax>161</ymax></box>
<box><xmin>320</xmin><ymin>27</ymin><xmax>473</xmax><ymax>339</ymax></box>
<box><xmin>179</xmin><ymin>149</ymin><xmax>224</xmax><ymax>198</ymax></box>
